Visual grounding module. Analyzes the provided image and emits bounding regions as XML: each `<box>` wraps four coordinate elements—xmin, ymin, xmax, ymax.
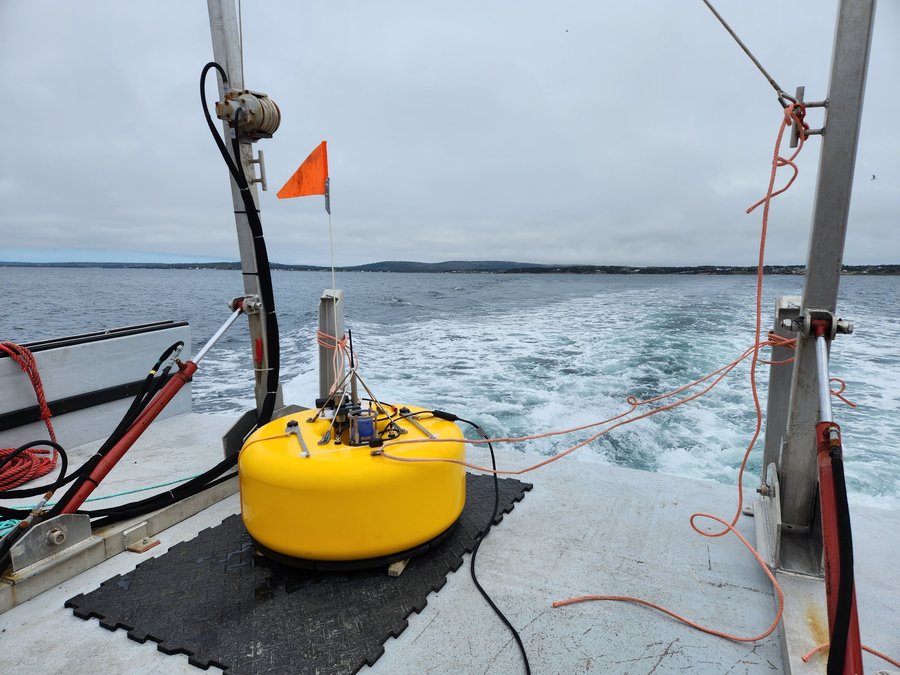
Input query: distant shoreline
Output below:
<box><xmin>2</xmin><ymin>261</ymin><xmax>899</xmax><ymax>275</ymax></box>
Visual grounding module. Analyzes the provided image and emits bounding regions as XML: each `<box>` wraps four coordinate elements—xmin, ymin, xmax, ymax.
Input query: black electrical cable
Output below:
<box><xmin>200</xmin><ymin>62</ymin><xmax>279</xmax><ymax>428</ymax></box>
<box><xmin>827</xmin><ymin>447</ymin><xmax>855</xmax><ymax>675</ymax></box>
<box><xmin>431</xmin><ymin>411</ymin><xmax>530</xmax><ymax>675</ymax></box>
<box><xmin>348</xmin><ymin>328</ymin><xmax>355</xmax><ymax>368</ymax></box>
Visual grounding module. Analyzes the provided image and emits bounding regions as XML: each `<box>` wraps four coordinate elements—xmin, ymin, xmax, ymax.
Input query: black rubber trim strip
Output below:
<box><xmin>0</xmin><ymin>375</ymin><xmax>174</xmax><ymax>432</ymax></box>
<box><xmin>1</xmin><ymin>321</ymin><xmax>189</xmax><ymax>356</ymax></box>
<box><xmin>251</xmin><ymin>519</ymin><xmax>460</xmax><ymax>572</ymax></box>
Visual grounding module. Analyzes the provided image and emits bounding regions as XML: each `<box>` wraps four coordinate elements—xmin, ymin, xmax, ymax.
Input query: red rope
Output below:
<box><xmin>0</xmin><ymin>343</ymin><xmax>59</xmax><ymax>490</ymax></box>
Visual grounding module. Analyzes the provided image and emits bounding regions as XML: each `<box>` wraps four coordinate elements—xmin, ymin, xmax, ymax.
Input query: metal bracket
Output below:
<box><xmin>249</xmin><ymin>150</ymin><xmax>268</xmax><ymax>191</ymax></box>
<box><xmin>780</xmin><ymin>309</ymin><xmax>853</xmax><ymax>339</ymax></box>
<box><xmin>790</xmin><ymin>86</ymin><xmax>827</xmax><ymax>148</ymax></box>
<box><xmin>405</xmin><ymin>415</ymin><xmax>435</xmax><ymax>439</ymax></box>
<box><xmin>122</xmin><ymin>521</ymin><xmax>160</xmax><ymax>553</ymax></box>
<box><xmin>242</xmin><ymin>295</ymin><xmax>262</xmax><ymax>315</ymax></box>
<box><xmin>753</xmin><ymin>463</ymin><xmax>782</xmax><ymax>569</ymax></box>
<box><xmin>8</xmin><ymin>514</ymin><xmax>93</xmax><ymax>573</ymax></box>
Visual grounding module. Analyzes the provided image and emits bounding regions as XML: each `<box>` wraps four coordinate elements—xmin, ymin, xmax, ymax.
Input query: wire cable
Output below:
<box><xmin>700</xmin><ymin>0</ymin><xmax>794</xmax><ymax>106</ymax></box>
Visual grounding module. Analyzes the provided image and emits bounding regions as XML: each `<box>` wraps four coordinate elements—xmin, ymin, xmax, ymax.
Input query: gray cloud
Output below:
<box><xmin>1</xmin><ymin>1</ymin><xmax>897</xmax><ymax>265</ymax></box>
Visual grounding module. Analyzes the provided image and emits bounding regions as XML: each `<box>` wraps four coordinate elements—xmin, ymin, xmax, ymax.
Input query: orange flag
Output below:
<box><xmin>277</xmin><ymin>141</ymin><xmax>330</xmax><ymax>213</ymax></box>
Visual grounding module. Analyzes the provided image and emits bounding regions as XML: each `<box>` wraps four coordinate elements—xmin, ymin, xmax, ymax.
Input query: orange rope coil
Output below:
<box><xmin>0</xmin><ymin>343</ymin><xmax>60</xmax><ymax>490</ymax></box>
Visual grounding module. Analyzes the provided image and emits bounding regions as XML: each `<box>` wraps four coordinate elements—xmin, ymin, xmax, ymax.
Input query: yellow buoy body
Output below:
<box><xmin>238</xmin><ymin>405</ymin><xmax>465</xmax><ymax>562</ymax></box>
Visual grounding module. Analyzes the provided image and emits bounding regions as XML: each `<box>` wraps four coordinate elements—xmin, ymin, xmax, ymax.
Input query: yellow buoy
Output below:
<box><xmin>238</xmin><ymin>404</ymin><xmax>465</xmax><ymax>565</ymax></box>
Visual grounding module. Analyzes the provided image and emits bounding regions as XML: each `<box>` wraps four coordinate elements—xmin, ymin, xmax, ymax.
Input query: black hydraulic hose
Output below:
<box><xmin>230</xmin><ymin>126</ymin><xmax>279</xmax><ymax>426</ymax></box>
<box><xmin>81</xmin><ymin>454</ymin><xmax>238</xmax><ymax>526</ymax></box>
<box><xmin>1</xmin><ymin>440</ymin><xmax>76</xmax><ymax>502</ymax></box>
<box><xmin>1</xmin><ymin>450</ymin><xmax>236</xmax><ymax>525</ymax></box>
<box><xmin>826</xmin><ymin>449</ymin><xmax>855</xmax><ymax>675</ymax></box>
<box><xmin>201</xmin><ymin>62</ymin><xmax>280</xmax><ymax>428</ymax></box>
<box><xmin>48</xmin><ymin>342</ymin><xmax>183</xmax><ymax>517</ymax></box>
<box><xmin>0</xmin><ymin>340</ymin><xmax>180</xmax><ymax>502</ymax></box>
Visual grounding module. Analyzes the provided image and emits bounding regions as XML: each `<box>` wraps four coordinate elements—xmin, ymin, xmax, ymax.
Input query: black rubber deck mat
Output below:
<box><xmin>66</xmin><ymin>473</ymin><xmax>532</xmax><ymax>674</ymax></box>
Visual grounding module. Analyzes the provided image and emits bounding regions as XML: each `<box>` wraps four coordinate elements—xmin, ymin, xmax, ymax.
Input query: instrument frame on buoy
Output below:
<box><xmin>238</xmin><ymin>289</ymin><xmax>467</xmax><ymax>569</ymax></box>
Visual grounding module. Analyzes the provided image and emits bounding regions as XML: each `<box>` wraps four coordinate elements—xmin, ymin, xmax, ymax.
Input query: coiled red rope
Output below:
<box><xmin>0</xmin><ymin>343</ymin><xmax>59</xmax><ymax>490</ymax></box>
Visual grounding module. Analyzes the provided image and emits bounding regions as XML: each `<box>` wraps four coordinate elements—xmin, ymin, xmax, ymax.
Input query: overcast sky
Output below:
<box><xmin>1</xmin><ymin>1</ymin><xmax>897</xmax><ymax>266</ymax></box>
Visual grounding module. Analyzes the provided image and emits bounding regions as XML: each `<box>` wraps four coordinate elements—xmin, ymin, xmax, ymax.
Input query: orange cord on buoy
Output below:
<box><xmin>316</xmin><ymin>329</ymin><xmax>350</xmax><ymax>395</ymax></box>
<box><xmin>379</xmin><ymin>335</ymin><xmax>793</xmax><ymax>476</ymax></box>
<box><xmin>0</xmin><ymin>343</ymin><xmax>60</xmax><ymax>491</ymax></box>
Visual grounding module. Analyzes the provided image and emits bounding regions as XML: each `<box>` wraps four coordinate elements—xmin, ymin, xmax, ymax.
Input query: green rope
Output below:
<box><xmin>0</xmin><ymin>474</ymin><xmax>199</xmax><ymax>537</ymax></box>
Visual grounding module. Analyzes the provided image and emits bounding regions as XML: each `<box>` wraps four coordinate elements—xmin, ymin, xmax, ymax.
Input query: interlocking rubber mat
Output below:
<box><xmin>66</xmin><ymin>474</ymin><xmax>532</xmax><ymax>674</ymax></box>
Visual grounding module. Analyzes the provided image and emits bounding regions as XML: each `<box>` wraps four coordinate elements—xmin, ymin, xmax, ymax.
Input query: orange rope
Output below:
<box><xmin>829</xmin><ymin>377</ymin><xmax>857</xmax><ymax>408</ymax></box>
<box><xmin>377</xmin><ymin>103</ymin><xmax>892</xmax><ymax>658</ymax></box>
<box><xmin>0</xmin><ymin>342</ymin><xmax>60</xmax><ymax>490</ymax></box>
<box><xmin>553</xmin><ymin>513</ymin><xmax>784</xmax><ymax>642</ymax></box>
<box><xmin>802</xmin><ymin>642</ymin><xmax>900</xmax><ymax>668</ymax></box>
<box><xmin>549</xmin><ymin>102</ymin><xmax>810</xmax><ymax>646</ymax></box>
<box><xmin>316</xmin><ymin>329</ymin><xmax>350</xmax><ymax>395</ymax></box>
<box><xmin>379</xmin><ymin>338</ymin><xmax>786</xmax><ymax>475</ymax></box>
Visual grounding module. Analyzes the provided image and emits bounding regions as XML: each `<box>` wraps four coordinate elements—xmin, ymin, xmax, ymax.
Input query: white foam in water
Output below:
<box><xmin>274</xmin><ymin>279</ymin><xmax>900</xmax><ymax>511</ymax></box>
<box><xmin>7</xmin><ymin>268</ymin><xmax>888</xmax><ymax>510</ymax></box>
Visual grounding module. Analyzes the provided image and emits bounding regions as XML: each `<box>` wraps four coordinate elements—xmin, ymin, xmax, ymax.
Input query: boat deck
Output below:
<box><xmin>2</xmin><ymin>412</ymin><xmax>898</xmax><ymax>673</ymax></box>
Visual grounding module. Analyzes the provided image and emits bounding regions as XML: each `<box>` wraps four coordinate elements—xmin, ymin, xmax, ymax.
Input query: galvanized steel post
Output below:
<box><xmin>779</xmin><ymin>0</ymin><xmax>876</xmax><ymax>530</ymax></box>
<box><xmin>206</xmin><ymin>0</ymin><xmax>281</xmax><ymax>415</ymax></box>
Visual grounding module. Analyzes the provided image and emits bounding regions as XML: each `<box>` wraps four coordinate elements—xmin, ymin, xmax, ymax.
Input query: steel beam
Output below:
<box><xmin>779</xmin><ymin>0</ymin><xmax>876</xmax><ymax>528</ymax></box>
<box><xmin>761</xmin><ymin>295</ymin><xmax>800</xmax><ymax>480</ymax></box>
<box><xmin>207</xmin><ymin>0</ymin><xmax>279</xmax><ymax>414</ymax></box>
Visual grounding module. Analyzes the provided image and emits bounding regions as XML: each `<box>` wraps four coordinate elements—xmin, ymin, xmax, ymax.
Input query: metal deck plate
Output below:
<box><xmin>65</xmin><ymin>474</ymin><xmax>532</xmax><ymax>674</ymax></box>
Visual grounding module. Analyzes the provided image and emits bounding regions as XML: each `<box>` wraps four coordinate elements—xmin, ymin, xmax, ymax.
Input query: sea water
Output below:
<box><xmin>2</xmin><ymin>267</ymin><xmax>897</xmax><ymax>509</ymax></box>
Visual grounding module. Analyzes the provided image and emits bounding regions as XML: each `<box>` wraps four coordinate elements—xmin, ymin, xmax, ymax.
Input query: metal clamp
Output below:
<box><xmin>789</xmin><ymin>86</ymin><xmax>827</xmax><ymax>148</ymax></box>
<box><xmin>241</xmin><ymin>295</ymin><xmax>262</xmax><ymax>315</ymax></box>
<box><xmin>249</xmin><ymin>150</ymin><xmax>268</xmax><ymax>191</ymax></box>
<box><xmin>780</xmin><ymin>309</ymin><xmax>853</xmax><ymax>339</ymax></box>
<box><xmin>7</xmin><ymin>515</ymin><xmax>93</xmax><ymax>573</ymax></box>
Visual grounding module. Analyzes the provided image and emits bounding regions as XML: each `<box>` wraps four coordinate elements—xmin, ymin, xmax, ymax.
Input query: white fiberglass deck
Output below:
<box><xmin>2</xmin><ymin>412</ymin><xmax>898</xmax><ymax>674</ymax></box>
